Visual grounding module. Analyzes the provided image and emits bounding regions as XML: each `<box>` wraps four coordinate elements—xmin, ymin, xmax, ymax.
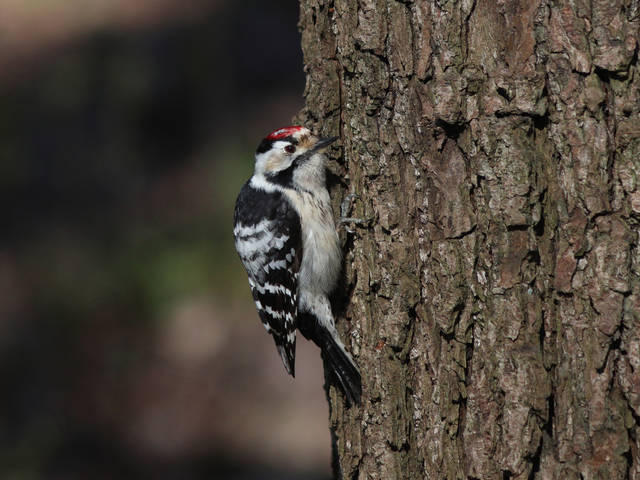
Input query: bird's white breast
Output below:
<box><xmin>284</xmin><ymin>188</ymin><xmax>341</xmax><ymax>296</ymax></box>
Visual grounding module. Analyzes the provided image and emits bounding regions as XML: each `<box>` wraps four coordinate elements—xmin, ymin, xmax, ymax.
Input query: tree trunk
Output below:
<box><xmin>296</xmin><ymin>1</ymin><xmax>640</xmax><ymax>479</ymax></box>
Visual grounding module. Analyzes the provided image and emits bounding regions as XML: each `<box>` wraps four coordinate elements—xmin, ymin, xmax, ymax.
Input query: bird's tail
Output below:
<box><xmin>317</xmin><ymin>327</ymin><xmax>362</xmax><ymax>405</ymax></box>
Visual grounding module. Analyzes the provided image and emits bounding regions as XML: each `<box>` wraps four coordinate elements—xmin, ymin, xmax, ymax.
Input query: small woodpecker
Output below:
<box><xmin>233</xmin><ymin>126</ymin><xmax>361</xmax><ymax>404</ymax></box>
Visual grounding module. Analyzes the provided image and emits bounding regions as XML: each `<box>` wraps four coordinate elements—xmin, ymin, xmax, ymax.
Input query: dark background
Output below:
<box><xmin>0</xmin><ymin>1</ymin><xmax>331</xmax><ymax>478</ymax></box>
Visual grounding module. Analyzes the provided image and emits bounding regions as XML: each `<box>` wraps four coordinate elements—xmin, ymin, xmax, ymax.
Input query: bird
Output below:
<box><xmin>233</xmin><ymin>126</ymin><xmax>361</xmax><ymax>404</ymax></box>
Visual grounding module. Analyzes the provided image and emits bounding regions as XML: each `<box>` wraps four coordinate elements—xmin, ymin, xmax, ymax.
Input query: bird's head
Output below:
<box><xmin>253</xmin><ymin>126</ymin><xmax>338</xmax><ymax>180</ymax></box>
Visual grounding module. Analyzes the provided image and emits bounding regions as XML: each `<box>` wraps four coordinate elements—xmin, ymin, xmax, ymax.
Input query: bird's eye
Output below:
<box><xmin>284</xmin><ymin>145</ymin><xmax>296</xmax><ymax>154</ymax></box>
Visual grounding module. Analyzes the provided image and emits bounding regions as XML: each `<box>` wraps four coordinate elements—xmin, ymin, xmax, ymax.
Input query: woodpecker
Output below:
<box><xmin>233</xmin><ymin>126</ymin><xmax>361</xmax><ymax>404</ymax></box>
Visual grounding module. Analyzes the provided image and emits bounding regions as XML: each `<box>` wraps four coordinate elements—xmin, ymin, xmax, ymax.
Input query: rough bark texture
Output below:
<box><xmin>296</xmin><ymin>1</ymin><xmax>640</xmax><ymax>479</ymax></box>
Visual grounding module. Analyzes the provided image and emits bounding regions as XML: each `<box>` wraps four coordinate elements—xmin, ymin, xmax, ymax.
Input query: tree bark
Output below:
<box><xmin>296</xmin><ymin>1</ymin><xmax>640</xmax><ymax>479</ymax></box>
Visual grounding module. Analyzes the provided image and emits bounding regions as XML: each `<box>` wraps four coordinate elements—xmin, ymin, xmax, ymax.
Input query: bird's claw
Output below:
<box><xmin>340</xmin><ymin>193</ymin><xmax>367</xmax><ymax>233</ymax></box>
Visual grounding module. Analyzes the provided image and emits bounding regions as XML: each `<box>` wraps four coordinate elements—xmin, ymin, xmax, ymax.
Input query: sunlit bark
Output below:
<box><xmin>297</xmin><ymin>1</ymin><xmax>640</xmax><ymax>478</ymax></box>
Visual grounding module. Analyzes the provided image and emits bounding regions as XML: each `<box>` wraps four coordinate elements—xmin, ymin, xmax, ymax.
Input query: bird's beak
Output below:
<box><xmin>312</xmin><ymin>136</ymin><xmax>339</xmax><ymax>152</ymax></box>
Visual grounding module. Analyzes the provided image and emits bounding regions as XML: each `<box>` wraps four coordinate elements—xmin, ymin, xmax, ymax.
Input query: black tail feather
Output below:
<box><xmin>318</xmin><ymin>329</ymin><xmax>361</xmax><ymax>405</ymax></box>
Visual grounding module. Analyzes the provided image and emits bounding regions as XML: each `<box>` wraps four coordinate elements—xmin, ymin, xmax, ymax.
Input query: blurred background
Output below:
<box><xmin>0</xmin><ymin>1</ymin><xmax>332</xmax><ymax>478</ymax></box>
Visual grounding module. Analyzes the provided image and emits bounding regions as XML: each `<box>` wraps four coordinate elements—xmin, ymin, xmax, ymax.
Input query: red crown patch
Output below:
<box><xmin>266</xmin><ymin>126</ymin><xmax>305</xmax><ymax>140</ymax></box>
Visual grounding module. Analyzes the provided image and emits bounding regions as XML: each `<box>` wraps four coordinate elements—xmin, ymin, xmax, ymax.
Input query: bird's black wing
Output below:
<box><xmin>233</xmin><ymin>181</ymin><xmax>301</xmax><ymax>376</ymax></box>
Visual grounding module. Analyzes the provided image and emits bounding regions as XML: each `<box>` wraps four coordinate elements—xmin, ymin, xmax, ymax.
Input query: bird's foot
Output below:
<box><xmin>340</xmin><ymin>193</ymin><xmax>368</xmax><ymax>233</ymax></box>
